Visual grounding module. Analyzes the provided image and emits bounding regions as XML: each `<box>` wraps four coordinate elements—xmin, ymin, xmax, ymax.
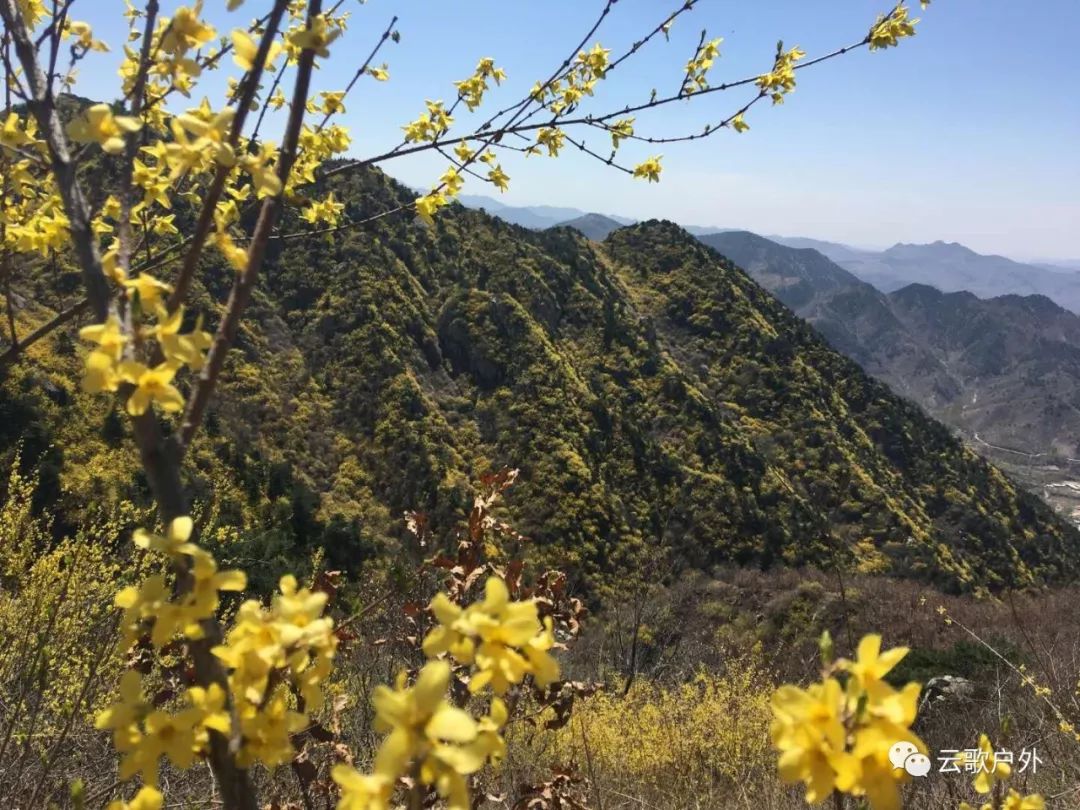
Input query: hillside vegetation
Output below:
<box><xmin>4</xmin><ymin>168</ymin><xmax>1077</xmax><ymax>597</ymax></box>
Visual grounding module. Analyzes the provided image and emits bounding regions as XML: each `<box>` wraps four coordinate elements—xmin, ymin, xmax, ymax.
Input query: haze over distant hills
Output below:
<box><xmin>458</xmin><ymin>194</ymin><xmax>635</xmax><ymax>231</ymax></box>
<box><xmin>766</xmin><ymin>236</ymin><xmax>1080</xmax><ymax>314</ymax></box>
<box><xmin>697</xmin><ymin>230</ymin><xmax>1080</xmax><ymax>530</ymax></box>
<box><xmin>459</xmin><ymin>196</ymin><xmax>723</xmax><ymax>239</ymax></box>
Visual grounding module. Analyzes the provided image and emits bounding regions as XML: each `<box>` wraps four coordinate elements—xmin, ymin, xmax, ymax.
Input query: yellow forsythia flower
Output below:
<box><xmin>771</xmin><ymin>634</ymin><xmax>924</xmax><ymax>809</ymax></box>
<box><xmin>415</xmin><ymin>192</ymin><xmax>448</xmax><ymax>226</ymax></box>
<box><xmin>211</xmin><ymin>575</ymin><xmax>336</xmax><ymax>767</ymax></box>
<box><xmin>487</xmin><ymin>165</ymin><xmax>510</xmax><ymax>192</ymax></box>
<box><xmin>960</xmin><ymin>790</ymin><xmax>1045</xmax><ymax>810</ymax></box>
<box><xmin>215</xmin><ymin>230</ymin><xmax>250</xmax><ymax>272</ymax></box>
<box><xmin>869</xmin><ymin>5</ymin><xmax>919</xmax><ymax>50</ymax></box>
<box><xmin>231</xmin><ymin>28</ymin><xmax>283</xmax><ymax>72</ymax></box>
<box><xmin>287</xmin><ymin>14</ymin><xmax>340</xmax><ymax>58</ymax></box>
<box><xmin>122</xmin><ymin>273</ymin><xmax>172</xmax><ymax>308</ymax></box>
<box><xmin>422</xmin><ymin>576</ymin><xmax>559</xmax><ymax>695</ymax></box>
<box><xmin>117</xmin><ymin>519</ymin><xmax>246</xmax><ymax>648</ymax></box>
<box><xmin>66</xmin><ymin>103</ymin><xmax>142</xmax><ymax>155</ymax></box>
<box><xmin>96</xmin><ymin>669</ymin><xmax>229</xmax><ymax>786</ymax></box>
<box><xmin>966</xmin><ymin>733</ymin><xmax>1011</xmax><ymax>794</ymax></box>
<box><xmin>79</xmin><ymin>315</ymin><xmax>127</xmax><ymax>393</ymax></box>
<box><xmin>106</xmin><ymin>786</ymin><xmax>163</xmax><ymax>810</ymax></box>
<box><xmin>159</xmin><ymin>4</ymin><xmax>216</xmax><ymax>56</ymax></box>
<box><xmin>153</xmin><ymin>306</ymin><xmax>213</xmax><ymax>371</ymax></box>
<box><xmin>372</xmin><ymin>661</ymin><xmax>488</xmax><ymax>809</ymax></box>
<box><xmin>133</xmin><ymin>515</ymin><xmax>193</xmax><ymax>556</ymax></box>
<box><xmin>300</xmin><ymin>192</ymin><xmax>345</xmax><ymax>226</ymax></box>
<box><xmin>632</xmin><ymin>156</ymin><xmax>663</xmax><ymax>183</ymax></box>
<box><xmin>118</xmin><ymin>360</ymin><xmax>184</xmax><ymax>415</ymax></box>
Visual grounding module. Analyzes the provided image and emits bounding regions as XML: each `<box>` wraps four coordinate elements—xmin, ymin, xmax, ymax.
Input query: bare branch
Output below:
<box><xmin>321</xmin><ymin>29</ymin><xmax>866</xmax><ymax>183</ymax></box>
<box><xmin>314</xmin><ymin>14</ymin><xmax>398</xmax><ymax>133</ymax></box>
<box><xmin>117</xmin><ymin>0</ymin><xmax>160</xmax><ymax>275</ymax></box>
<box><xmin>164</xmin><ymin>0</ymin><xmax>291</xmax><ymax>316</ymax></box>
<box><xmin>0</xmin><ymin>298</ymin><xmax>89</xmax><ymax>367</ymax></box>
<box><xmin>175</xmin><ymin>0</ymin><xmax>323</xmax><ymax>457</ymax></box>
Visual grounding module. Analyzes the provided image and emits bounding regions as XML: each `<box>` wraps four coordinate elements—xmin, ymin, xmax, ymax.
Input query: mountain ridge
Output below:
<box><xmin>698</xmin><ymin>230</ymin><xmax>1080</xmax><ymax>481</ymax></box>
<box><xmin>3</xmin><ymin>169</ymin><xmax>1078</xmax><ymax>595</ymax></box>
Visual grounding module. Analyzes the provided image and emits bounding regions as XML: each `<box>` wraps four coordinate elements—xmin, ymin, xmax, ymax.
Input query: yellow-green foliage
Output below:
<box><xmin>542</xmin><ymin>659</ymin><xmax>774</xmax><ymax>798</ymax></box>
<box><xmin>0</xmin><ymin>458</ymin><xmax>148</xmax><ymax>751</ymax></box>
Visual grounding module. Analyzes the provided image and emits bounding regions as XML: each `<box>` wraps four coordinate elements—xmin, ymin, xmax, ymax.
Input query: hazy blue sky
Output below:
<box><xmin>68</xmin><ymin>1</ymin><xmax>1080</xmax><ymax>260</ymax></box>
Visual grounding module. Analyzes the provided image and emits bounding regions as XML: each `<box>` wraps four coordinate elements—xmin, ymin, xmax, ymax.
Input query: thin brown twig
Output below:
<box><xmin>323</xmin><ymin>37</ymin><xmax>868</xmax><ymax>180</ymax></box>
<box><xmin>174</xmin><ymin>0</ymin><xmax>323</xmax><ymax>457</ymax></box>
<box><xmin>314</xmin><ymin>14</ymin><xmax>398</xmax><ymax>133</ymax></box>
<box><xmin>163</xmin><ymin>0</ymin><xmax>291</xmax><ymax>316</ymax></box>
<box><xmin>0</xmin><ymin>297</ymin><xmax>89</xmax><ymax>366</ymax></box>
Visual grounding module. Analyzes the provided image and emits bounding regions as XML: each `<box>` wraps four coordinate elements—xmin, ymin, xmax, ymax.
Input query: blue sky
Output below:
<box><xmin>68</xmin><ymin>1</ymin><xmax>1080</xmax><ymax>260</ymax></box>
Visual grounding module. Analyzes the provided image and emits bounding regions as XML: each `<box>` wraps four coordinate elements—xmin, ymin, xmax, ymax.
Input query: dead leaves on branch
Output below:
<box><xmin>408</xmin><ymin>467</ymin><xmax>587</xmax><ymax>644</ymax></box>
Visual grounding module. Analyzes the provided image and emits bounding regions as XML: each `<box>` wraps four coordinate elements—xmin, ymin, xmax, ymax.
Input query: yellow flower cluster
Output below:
<box><xmin>232</xmin><ymin>28</ymin><xmax>284</xmax><ymax>73</ymax></box>
<box><xmin>292</xmin><ymin>123</ymin><xmax>352</xmax><ymax>189</ymax></box>
<box><xmin>106</xmin><ymin>786</ymin><xmax>162</xmax><ymax>810</ymax></box>
<box><xmin>770</xmin><ymin>634</ymin><xmax>923</xmax><ymax>810</ymax></box>
<box><xmin>301</xmin><ymin>192</ymin><xmax>345</xmax><ymax>227</ymax></box>
<box><xmin>286</xmin><ymin>13</ymin><xmax>344</xmax><ymax>61</ymax></box>
<box><xmin>96</xmin><ymin>519</ymin><xmax>247</xmax><ymax>791</ymax></box>
<box><xmin>334</xmin><ymin>576</ymin><xmax>558</xmax><ymax>810</ymax></box>
<box><xmin>96</xmin><ymin>671</ymin><xmax>230</xmax><ymax>786</ymax></box>
<box><xmin>423</xmin><ymin>576</ymin><xmax>560</xmax><ymax>694</ymax></box>
<box><xmin>212</xmin><ymin>574</ymin><xmax>337</xmax><ymax>766</ymax></box>
<box><xmin>101</xmin><ymin>518</ymin><xmax>338</xmax><ymax>794</ymax></box>
<box><xmin>14</xmin><ymin>0</ymin><xmax>48</xmax><ymax>26</ymax></box>
<box><xmin>66</xmin><ymin>104</ymin><xmax>142</xmax><ymax>155</ymax></box>
<box><xmin>757</xmin><ymin>45</ymin><xmax>807</xmax><ymax>105</ymax></box>
<box><xmin>608</xmin><ymin>117</ymin><xmax>635</xmax><ymax>148</ymax></box>
<box><xmin>961</xmin><ymin>792</ymin><xmax>1044</xmax><ymax>810</ymax></box>
<box><xmin>115</xmin><ymin>517</ymin><xmax>246</xmax><ymax>647</ymax></box>
<box><xmin>63</xmin><ymin>19</ymin><xmax>110</xmax><ymax>53</ymax></box>
<box><xmin>118</xmin><ymin>2</ymin><xmax>217</xmax><ymax>100</ymax></box>
<box><xmin>454</xmin><ymin>57</ymin><xmax>507</xmax><ymax>111</ymax></box>
<box><xmin>414</xmin><ymin>134</ymin><xmax>510</xmax><ymax>223</ymax></box>
<box><xmin>530</xmin><ymin>43</ymin><xmax>610</xmax><ymax>115</ymax></box>
<box><xmin>632</xmin><ymin>156</ymin><xmax>663</xmax><ymax>183</ymax></box>
<box><xmin>414</xmin><ymin>192</ymin><xmax>447</xmax><ymax>226</ymax></box>
<box><xmin>869</xmin><ymin>4</ymin><xmax>920</xmax><ymax>50</ymax></box>
<box><xmin>1</xmin><ymin>113</ymin><xmax>72</xmax><ymax>256</ymax></box>
<box><xmin>366</xmin><ymin>64</ymin><xmax>390</xmax><ymax>82</ymax></box>
<box><xmin>78</xmin><ymin>298</ymin><xmax>211</xmax><ymax>417</ymax></box>
<box><xmin>546</xmin><ymin>662</ymin><xmax>773</xmax><ymax>795</ymax></box>
<box><xmin>335</xmin><ymin>661</ymin><xmax>507</xmax><ymax>810</ymax></box>
<box><xmin>684</xmin><ymin>37</ymin><xmax>723</xmax><ymax>94</ymax></box>
<box><xmin>403</xmin><ymin>99</ymin><xmax>454</xmax><ymax>144</ymax></box>
<box><xmin>535</xmin><ymin>127</ymin><xmax>566</xmax><ymax>157</ymax></box>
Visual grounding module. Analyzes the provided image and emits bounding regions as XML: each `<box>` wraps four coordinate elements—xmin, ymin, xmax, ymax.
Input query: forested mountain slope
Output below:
<box><xmin>2</xmin><ymin>168</ymin><xmax>1077</xmax><ymax>595</ymax></box>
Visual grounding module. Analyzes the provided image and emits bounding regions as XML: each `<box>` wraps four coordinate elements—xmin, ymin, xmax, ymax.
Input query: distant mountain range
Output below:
<box><xmin>536</xmin><ymin>217</ymin><xmax>1080</xmax><ymax>476</ymax></box>
<box><xmin>457</xmin><ymin>195</ymin><xmax>635</xmax><ymax>231</ymax></box>
<box><xmin>698</xmin><ymin>231</ymin><xmax>1080</xmax><ymax>463</ymax></box>
<box><xmin>458</xmin><ymin>196</ymin><xmax>721</xmax><ymax>239</ymax></box>
<box><xmin>767</xmin><ymin>237</ymin><xmax>1080</xmax><ymax>313</ymax></box>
